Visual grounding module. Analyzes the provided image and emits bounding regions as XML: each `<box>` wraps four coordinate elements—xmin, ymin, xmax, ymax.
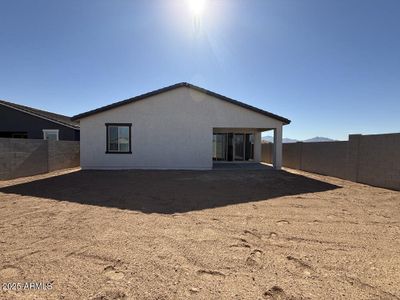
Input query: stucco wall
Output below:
<box><xmin>0</xmin><ymin>138</ymin><xmax>80</xmax><ymax>180</ymax></box>
<box><xmin>261</xmin><ymin>133</ymin><xmax>400</xmax><ymax>190</ymax></box>
<box><xmin>79</xmin><ymin>87</ymin><xmax>283</xmax><ymax>170</ymax></box>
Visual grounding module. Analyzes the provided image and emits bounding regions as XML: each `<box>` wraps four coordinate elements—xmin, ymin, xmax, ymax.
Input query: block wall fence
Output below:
<box><xmin>262</xmin><ymin>133</ymin><xmax>400</xmax><ymax>191</ymax></box>
<box><xmin>0</xmin><ymin>138</ymin><xmax>79</xmax><ymax>180</ymax></box>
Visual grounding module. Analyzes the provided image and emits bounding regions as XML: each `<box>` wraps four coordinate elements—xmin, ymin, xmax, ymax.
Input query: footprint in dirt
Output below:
<box><xmin>286</xmin><ymin>255</ymin><xmax>314</xmax><ymax>277</ymax></box>
<box><xmin>229</xmin><ymin>237</ymin><xmax>251</xmax><ymax>249</ymax></box>
<box><xmin>269</xmin><ymin>232</ymin><xmax>278</xmax><ymax>239</ymax></box>
<box><xmin>276</xmin><ymin>220</ymin><xmax>290</xmax><ymax>225</ymax></box>
<box><xmin>327</xmin><ymin>214</ymin><xmax>339</xmax><ymax>219</ymax></box>
<box><xmin>244</xmin><ymin>229</ymin><xmax>262</xmax><ymax>239</ymax></box>
<box><xmin>91</xmin><ymin>290</ymin><xmax>127</xmax><ymax>300</ymax></box>
<box><xmin>241</xmin><ymin>229</ymin><xmax>263</xmax><ymax>247</ymax></box>
<box><xmin>103</xmin><ymin>266</ymin><xmax>124</xmax><ymax>281</ymax></box>
<box><xmin>291</xmin><ymin>204</ymin><xmax>305</xmax><ymax>208</ymax></box>
<box><xmin>196</xmin><ymin>269</ymin><xmax>226</xmax><ymax>278</ymax></box>
<box><xmin>246</xmin><ymin>249</ymin><xmax>263</xmax><ymax>267</ymax></box>
<box><xmin>0</xmin><ymin>265</ymin><xmax>22</xmax><ymax>279</ymax></box>
<box><xmin>308</xmin><ymin>219</ymin><xmax>321</xmax><ymax>225</ymax></box>
<box><xmin>263</xmin><ymin>286</ymin><xmax>287</xmax><ymax>300</ymax></box>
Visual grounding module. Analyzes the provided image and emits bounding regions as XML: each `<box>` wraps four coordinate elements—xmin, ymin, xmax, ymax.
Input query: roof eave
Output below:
<box><xmin>0</xmin><ymin>101</ymin><xmax>80</xmax><ymax>130</ymax></box>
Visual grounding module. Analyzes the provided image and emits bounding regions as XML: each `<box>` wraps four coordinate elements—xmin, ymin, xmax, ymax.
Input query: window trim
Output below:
<box><xmin>105</xmin><ymin>123</ymin><xmax>132</xmax><ymax>154</ymax></box>
<box><xmin>43</xmin><ymin>129</ymin><xmax>59</xmax><ymax>141</ymax></box>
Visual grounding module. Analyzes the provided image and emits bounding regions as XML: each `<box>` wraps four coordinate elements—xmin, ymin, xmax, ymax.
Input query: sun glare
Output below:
<box><xmin>187</xmin><ymin>0</ymin><xmax>207</xmax><ymax>16</ymax></box>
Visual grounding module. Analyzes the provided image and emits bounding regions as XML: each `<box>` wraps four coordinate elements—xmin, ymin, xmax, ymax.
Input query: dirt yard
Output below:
<box><xmin>0</xmin><ymin>167</ymin><xmax>399</xmax><ymax>300</ymax></box>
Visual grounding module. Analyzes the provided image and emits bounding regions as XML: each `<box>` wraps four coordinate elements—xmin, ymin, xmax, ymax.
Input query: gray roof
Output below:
<box><xmin>72</xmin><ymin>82</ymin><xmax>291</xmax><ymax>124</ymax></box>
<box><xmin>0</xmin><ymin>99</ymin><xmax>79</xmax><ymax>129</ymax></box>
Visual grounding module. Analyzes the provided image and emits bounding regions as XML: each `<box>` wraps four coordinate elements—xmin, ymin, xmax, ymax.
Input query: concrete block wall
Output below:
<box><xmin>356</xmin><ymin>133</ymin><xmax>400</xmax><ymax>190</ymax></box>
<box><xmin>0</xmin><ymin>138</ymin><xmax>80</xmax><ymax>180</ymax></box>
<box><xmin>301</xmin><ymin>141</ymin><xmax>348</xmax><ymax>179</ymax></box>
<box><xmin>261</xmin><ymin>143</ymin><xmax>273</xmax><ymax>164</ymax></box>
<box><xmin>261</xmin><ymin>133</ymin><xmax>400</xmax><ymax>190</ymax></box>
<box><xmin>48</xmin><ymin>140</ymin><xmax>80</xmax><ymax>172</ymax></box>
<box><xmin>346</xmin><ymin>134</ymin><xmax>361</xmax><ymax>182</ymax></box>
<box><xmin>0</xmin><ymin>138</ymin><xmax>48</xmax><ymax>180</ymax></box>
<box><xmin>282</xmin><ymin>142</ymin><xmax>302</xmax><ymax>169</ymax></box>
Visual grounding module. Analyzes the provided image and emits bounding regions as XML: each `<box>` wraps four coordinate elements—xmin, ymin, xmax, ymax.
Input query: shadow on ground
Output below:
<box><xmin>0</xmin><ymin>169</ymin><xmax>340</xmax><ymax>214</ymax></box>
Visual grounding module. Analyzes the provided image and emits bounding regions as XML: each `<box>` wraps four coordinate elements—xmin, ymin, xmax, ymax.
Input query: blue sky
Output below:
<box><xmin>0</xmin><ymin>0</ymin><xmax>399</xmax><ymax>140</ymax></box>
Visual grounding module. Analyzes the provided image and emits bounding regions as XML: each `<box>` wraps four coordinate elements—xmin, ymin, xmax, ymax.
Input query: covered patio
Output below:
<box><xmin>212</xmin><ymin>162</ymin><xmax>273</xmax><ymax>170</ymax></box>
<box><xmin>213</xmin><ymin>127</ymin><xmax>282</xmax><ymax>169</ymax></box>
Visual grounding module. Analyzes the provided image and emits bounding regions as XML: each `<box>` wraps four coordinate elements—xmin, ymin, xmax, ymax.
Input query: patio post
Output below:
<box><xmin>273</xmin><ymin>126</ymin><xmax>282</xmax><ymax>169</ymax></box>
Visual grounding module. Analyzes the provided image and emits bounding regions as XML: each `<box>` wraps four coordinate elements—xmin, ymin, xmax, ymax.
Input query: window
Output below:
<box><xmin>0</xmin><ymin>132</ymin><xmax>27</xmax><ymax>139</ymax></box>
<box><xmin>43</xmin><ymin>129</ymin><xmax>59</xmax><ymax>141</ymax></box>
<box><xmin>12</xmin><ymin>132</ymin><xmax>28</xmax><ymax>139</ymax></box>
<box><xmin>106</xmin><ymin>123</ymin><xmax>132</xmax><ymax>154</ymax></box>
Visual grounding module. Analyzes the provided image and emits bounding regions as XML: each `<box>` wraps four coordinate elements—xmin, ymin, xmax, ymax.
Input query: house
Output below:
<box><xmin>72</xmin><ymin>83</ymin><xmax>290</xmax><ymax>170</ymax></box>
<box><xmin>0</xmin><ymin>100</ymin><xmax>80</xmax><ymax>141</ymax></box>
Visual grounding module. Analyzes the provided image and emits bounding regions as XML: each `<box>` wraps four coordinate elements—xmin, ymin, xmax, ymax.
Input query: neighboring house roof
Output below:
<box><xmin>71</xmin><ymin>82</ymin><xmax>291</xmax><ymax>124</ymax></box>
<box><xmin>0</xmin><ymin>99</ymin><xmax>79</xmax><ymax>129</ymax></box>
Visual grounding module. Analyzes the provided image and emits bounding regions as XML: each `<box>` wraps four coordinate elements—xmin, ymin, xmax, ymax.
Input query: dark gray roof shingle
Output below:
<box><xmin>71</xmin><ymin>82</ymin><xmax>291</xmax><ymax>124</ymax></box>
<box><xmin>0</xmin><ymin>99</ymin><xmax>79</xmax><ymax>129</ymax></box>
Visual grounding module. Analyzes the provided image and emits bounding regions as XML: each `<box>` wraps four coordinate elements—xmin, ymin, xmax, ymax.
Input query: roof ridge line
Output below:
<box><xmin>0</xmin><ymin>99</ymin><xmax>79</xmax><ymax>129</ymax></box>
<box><xmin>71</xmin><ymin>83</ymin><xmax>290</xmax><ymax>124</ymax></box>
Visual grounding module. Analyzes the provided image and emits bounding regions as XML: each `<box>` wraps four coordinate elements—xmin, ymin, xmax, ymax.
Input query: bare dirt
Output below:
<box><xmin>0</xmin><ymin>167</ymin><xmax>399</xmax><ymax>299</ymax></box>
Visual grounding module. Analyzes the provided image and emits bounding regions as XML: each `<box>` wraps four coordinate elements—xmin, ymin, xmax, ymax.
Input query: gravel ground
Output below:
<box><xmin>0</xmin><ymin>167</ymin><xmax>399</xmax><ymax>300</ymax></box>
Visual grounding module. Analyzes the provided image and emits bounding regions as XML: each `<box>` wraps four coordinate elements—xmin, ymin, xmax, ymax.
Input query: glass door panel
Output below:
<box><xmin>245</xmin><ymin>133</ymin><xmax>254</xmax><ymax>160</ymax></box>
<box><xmin>234</xmin><ymin>134</ymin><xmax>244</xmax><ymax>161</ymax></box>
<box><xmin>227</xmin><ymin>133</ymin><xmax>234</xmax><ymax>161</ymax></box>
<box><xmin>213</xmin><ymin>134</ymin><xmax>227</xmax><ymax>160</ymax></box>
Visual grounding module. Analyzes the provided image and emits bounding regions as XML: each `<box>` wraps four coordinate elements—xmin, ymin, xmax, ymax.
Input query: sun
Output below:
<box><xmin>187</xmin><ymin>0</ymin><xmax>207</xmax><ymax>17</ymax></box>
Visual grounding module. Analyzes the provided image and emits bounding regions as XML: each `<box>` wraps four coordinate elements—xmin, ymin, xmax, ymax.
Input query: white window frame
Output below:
<box><xmin>43</xmin><ymin>129</ymin><xmax>59</xmax><ymax>141</ymax></box>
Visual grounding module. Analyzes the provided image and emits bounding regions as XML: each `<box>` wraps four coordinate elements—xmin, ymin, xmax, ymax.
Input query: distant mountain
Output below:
<box><xmin>282</xmin><ymin>138</ymin><xmax>298</xmax><ymax>143</ymax></box>
<box><xmin>262</xmin><ymin>135</ymin><xmax>335</xmax><ymax>143</ymax></box>
<box><xmin>303</xmin><ymin>137</ymin><xmax>335</xmax><ymax>143</ymax></box>
<box><xmin>261</xmin><ymin>135</ymin><xmax>298</xmax><ymax>143</ymax></box>
<box><xmin>261</xmin><ymin>135</ymin><xmax>273</xmax><ymax>143</ymax></box>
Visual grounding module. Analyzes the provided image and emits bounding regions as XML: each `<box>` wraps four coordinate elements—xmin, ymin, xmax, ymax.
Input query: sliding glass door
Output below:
<box><xmin>245</xmin><ymin>133</ymin><xmax>254</xmax><ymax>160</ymax></box>
<box><xmin>213</xmin><ymin>132</ymin><xmax>254</xmax><ymax>161</ymax></box>
<box><xmin>213</xmin><ymin>133</ymin><xmax>227</xmax><ymax>161</ymax></box>
<box><xmin>234</xmin><ymin>134</ymin><xmax>244</xmax><ymax>160</ymax></box>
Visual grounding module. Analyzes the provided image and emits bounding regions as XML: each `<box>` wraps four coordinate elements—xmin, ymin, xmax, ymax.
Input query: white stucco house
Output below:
<box><xmin>72</xmin><ymin>83</ymin><xmax>290</xmax><ymax>170</ymax></box>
